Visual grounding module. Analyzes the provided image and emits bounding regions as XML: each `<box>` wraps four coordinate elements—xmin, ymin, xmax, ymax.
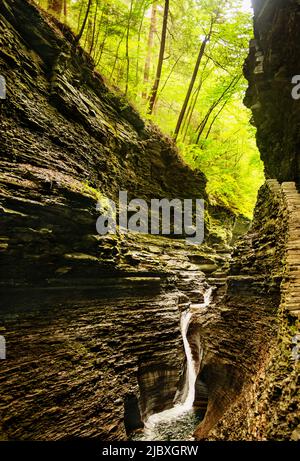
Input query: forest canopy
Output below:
<box><xmin>37</xmin><ymin>0</ymin><xmax>264</xmax><ymax>219</ymax></box>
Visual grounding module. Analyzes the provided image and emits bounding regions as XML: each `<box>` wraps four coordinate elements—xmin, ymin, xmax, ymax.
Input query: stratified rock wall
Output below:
<box><xmin>202</xmin><ymin>181</ymin><xmax>300</xmax><ymax>440</ymax></box>
<box><xmin>193</xmin><ymin>180</ymin><xmax>287</xmax><ymax>439</ymax></box>
<box><xmin>244</xmin><ymin>0</ymin><xmax>300</xmax><ymax>182</ymax></box>
<box><xmin>4</xmin><ymin>0</ymin><xmax>300</xmax><ymax>443</ymax></box>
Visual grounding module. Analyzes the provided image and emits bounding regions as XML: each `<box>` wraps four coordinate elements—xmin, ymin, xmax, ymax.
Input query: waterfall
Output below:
<box><xmin>179</xmin><ymin>310</ymin><xmax>197</xmax><ymax>410</ymax></box>
<box><xmin>140</xmin><ymin>286</ymin><xmax>213</xmax><ymax>439</ymax></box>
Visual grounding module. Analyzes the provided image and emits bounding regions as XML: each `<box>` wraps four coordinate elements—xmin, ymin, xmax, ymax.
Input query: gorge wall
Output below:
<box><xmin>244</xmin><ymin>0</ymin><xmax>300</xmax><ymax>183</ymax></box>
<box><xmin>194</xmin><ymin>180</ymin><xmax>300</xmax><ymax>440</ymax></box>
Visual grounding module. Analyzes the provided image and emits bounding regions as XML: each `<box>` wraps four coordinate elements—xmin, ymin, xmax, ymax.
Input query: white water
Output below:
<box><xmin>139</xmin><ymin>286</ymin><xmax>213</xmax><ymax>440</ymax></box>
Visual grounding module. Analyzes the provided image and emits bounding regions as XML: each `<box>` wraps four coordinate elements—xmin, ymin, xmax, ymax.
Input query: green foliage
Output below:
<box><xmin>36</xmin><ymin>0</ymin><xmax>264</xmax><ymax>218</ymax></box>
<box><xmin>180</xmin><ymin>98</ymin><xmax>264</xmax><ymax>218</ymax></box>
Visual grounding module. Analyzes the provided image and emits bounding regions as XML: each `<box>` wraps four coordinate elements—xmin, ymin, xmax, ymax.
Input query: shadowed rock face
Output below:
<box><xmin>1</xmin><ymin>227</ymin><xmax>231</xmax><ymax>440</ymax></box>
<box><xmin>0</xmin><ymin>0</ymin><xmax>233</xmax><ymax>441</ymax></box>
<box><xmin>0</xmin><ymin>0</ymin><xmax>234</xmax><ymax>288</ymax></box>
<box><xmin>0</xmin><ymin>280</ymin><xmax>182</xmax><ymax>440</ymax></box>
<box><xmin>192</xmin><ymin>180</ymin><xmax>285</xmax><ymax>439</ymax></box>
<box><xmin>197</xmin><ymin>181</ymin><xmax>300</xmax><ymax>441</ymax></box>
<box><xmin>205</xmin><ymin>182</ymin><xmax>300</xmax><ymax>441</ymax></box>
<box><xmin>244</xmin><ymin>0</ymin><xmax>300</xmax><ymax>182</ymax></box>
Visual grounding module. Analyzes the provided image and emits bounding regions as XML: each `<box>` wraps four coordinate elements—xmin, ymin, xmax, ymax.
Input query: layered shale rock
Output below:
<box><xmin>0</xmin><ymin>0</ymin><xmax>234</xmax><ymax>288</ymax></box>
<box><xmin>244</xmin><ymin>0</ymin><xmax>300</xmax><ymax>182</ymax></box>
<box><xmin>3</xmin><ymin>0</ymin><xmax>299</xmax><ymax>443</ymax></box>
<box><xmin>192</xmin><ymin>180</ymin><xmax>285</xmax><ymax>439</ymax></box>
<box><xmin>0</xmin><ymin>0</ymin><xmax>232</xmax><ymax>441</ymax></box>
<box><xmin>0</xmin><ymin>236</ymin><xmax>229</xmax><ymax>441</ymax></box>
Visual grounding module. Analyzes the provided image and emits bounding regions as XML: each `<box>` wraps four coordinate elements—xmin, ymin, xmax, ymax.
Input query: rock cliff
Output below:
<box><xmin>193</xmin><ymin>180</ymin><xmax>300</xmax><ymax>440</ymax></box>
<box><xmin>244</xmin><ymin>0</ymin><xmax>300</xmax><ymax>182</ymax></box>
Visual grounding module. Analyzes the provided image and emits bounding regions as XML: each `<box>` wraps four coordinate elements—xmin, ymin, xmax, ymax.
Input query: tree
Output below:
<box><xmin>143</xmin><ymin>2</ymin><xmax>157</xmax><ymax>99</ymax></box>
<box><xmin>135</xmin><ymin>1</ymin><xmax>148</xmax><ymax>88</ymax></box>
<box><xmin>63</xmin><ymin>0</ymin><xmax>67</xmax><ymax>18</ymax></box>
<box><xmin>195</xmin><ymin>75</ymin><xmax>240</xmax><ymax>143</ymax></box>
<box><xmin>40</xmin><ymin>0</ymin><xmax>263</xmax><ymax>218</ymax></box>
<box><xmin>147</xmin><ymin>0</ymin><xmax>169</xmax><ymax>115</ymax></box>
<box><xmin>125</xmin><ymin>0</ymin><xmax>134</xmax><ymax>95</ymax></box>
<box><xmin>75</xmin><ymin>0</ymin><xmax>93</xmax><ymax>45</ymax></box>
<box><xmin>173</xmin><ymin>16</ymin><xmax>215</xmax><ymax>140</ymax></box>
<box><xmin>89</xmin><ymin>0</ymin><xmax>99</xmax><ymax>56</ymax></box>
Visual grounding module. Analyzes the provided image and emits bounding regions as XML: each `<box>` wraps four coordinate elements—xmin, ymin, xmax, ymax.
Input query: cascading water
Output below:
<box><xmin>133</xmin><ymin>286</ymin><xmax>213</xmax><ymax>441</ymax></box>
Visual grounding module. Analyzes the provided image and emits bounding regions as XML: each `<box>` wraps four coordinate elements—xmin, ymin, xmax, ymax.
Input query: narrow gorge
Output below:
<box><xmin>0</xmin><ymin>0</ymin><xmax>299</xmax><ymax>443</ymax></box>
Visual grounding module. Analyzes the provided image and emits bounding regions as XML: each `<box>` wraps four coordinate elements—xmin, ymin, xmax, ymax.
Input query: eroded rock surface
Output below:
<box><xmin>244</xmin><ymin>0</ymin><xmax>300</xmax><ymax>182</ymax></box>
<box><xmin>194</xmin><ymin>181</ymin><xmax>300</xmax><ymax>440</ymax></box>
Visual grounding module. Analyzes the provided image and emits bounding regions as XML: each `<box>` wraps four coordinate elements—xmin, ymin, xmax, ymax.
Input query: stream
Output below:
<box><xmin>133</xmin><ymin>287</ymin><xmax>213</xmax><ymax>441</ymax></box>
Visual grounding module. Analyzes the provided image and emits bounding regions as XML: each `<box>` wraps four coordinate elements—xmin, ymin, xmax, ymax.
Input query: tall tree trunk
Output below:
<box><xmin>89</xmin><ymin>0</ymin><xmax>99</xmax><ymax>56</ymax></box>
<box><xmin>182</xmin><ymin>78</ymin><xmax>203</xmax><ymax>142</ymax></box>
<box><xmin>135</xmin><ymin>3</ymin><xmax>146</xmax><ymax>89</ymax></box>
<box><xmin>182</xmin><ymin>57</ymin><xmax>210</xmax><ymax>141</ymax></box>
<box><xmin>173</xmin><ymin>22</ymin><xmax>213</xmax><ymax>140</ymax></box>
<box><xmin>143</xmin><ymin>2</ymin><xmax>157</xmax><ymax>99</ymax></box>
<box><xmin>75</xmin><ymin>0</ymin><xmax>93</xmax><ymax>45</ymax></box>
<box><xmin>147</xmin><ymin>0</ymin><xmax>169</xmax><ymax>115</ymax></box>
<box><xmin>84</xmin><ymin>18</ymin><xmax>93</xmax><ymax>50</ymax></box>
<box><xmin>92</xmin><ymin>6</ymin><xmax>105</xmax><ymax>59</ymax></box>
<box><xmin>125</xmin><ymin>0</ymin><xmax>134</xmax><ymax>96</ymax></box>
<box><xmin>95</xmin><ymin>25</ymin><xmax>108</xmax><ymax>66</ymax></box>
<box><xmin>77</xmin><ymin>0</ymin><xmax>85</xmax><ymax>34</ymax></box>
<box><xmin>48</xmin><ymin>0</ymin><xmax>63</xmax><ymax>15</ymax></box>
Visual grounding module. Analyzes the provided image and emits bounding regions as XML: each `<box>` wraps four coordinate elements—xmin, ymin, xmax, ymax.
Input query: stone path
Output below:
<box><xmin>281</xmin><ymin>182</ymin><xmax>300</xmax><ymax>318</ymax></box>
